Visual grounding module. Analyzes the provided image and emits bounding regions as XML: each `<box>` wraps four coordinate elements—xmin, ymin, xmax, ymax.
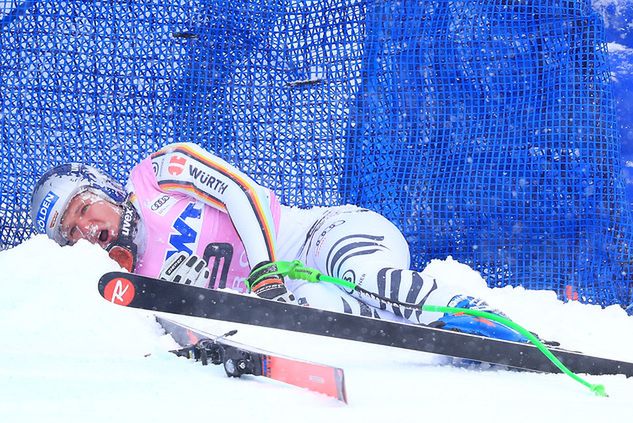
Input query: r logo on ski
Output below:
<box><xmin>103</xmin><ymin>277</ymin><xmax>136</xmax><ymax>306</ymax></box>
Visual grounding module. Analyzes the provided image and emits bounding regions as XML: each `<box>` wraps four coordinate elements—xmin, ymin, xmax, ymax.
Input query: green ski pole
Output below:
<box><xmin>273</xmin><ymin>260</ymin><xmax>608</xmax><ymax>397</ymax></box>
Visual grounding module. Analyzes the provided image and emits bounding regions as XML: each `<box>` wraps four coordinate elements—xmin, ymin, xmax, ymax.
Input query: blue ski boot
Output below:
<box><xmin>429</xmin><ymin>295</ymin><xmax>528</xmax><ymax>343</ymax></box>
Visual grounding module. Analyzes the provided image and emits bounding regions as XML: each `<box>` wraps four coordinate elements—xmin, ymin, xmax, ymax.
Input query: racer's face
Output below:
<box><xmin>60</xmin><ymin>190</ymin><xmax>122</xmax><ymax>248</ymax></box>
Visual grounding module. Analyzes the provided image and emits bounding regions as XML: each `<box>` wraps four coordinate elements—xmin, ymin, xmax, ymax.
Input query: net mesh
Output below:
<box><xmin>1</xmin><ymin>0</ymin><xmax>632</xmax><ymax>308</ymax></box>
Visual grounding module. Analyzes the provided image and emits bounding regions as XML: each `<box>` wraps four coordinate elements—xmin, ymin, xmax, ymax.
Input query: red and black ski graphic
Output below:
<box><xmin>156</xmin><ymin>316</ymin><xmax>347</xmax><ymax>403</ymax></box>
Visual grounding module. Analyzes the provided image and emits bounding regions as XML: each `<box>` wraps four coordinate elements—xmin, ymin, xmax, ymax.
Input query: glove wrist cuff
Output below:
<box><xmin>249</xmin><ymin>276</ymin><xmax>283</xmax><ymax>293</ymax></box>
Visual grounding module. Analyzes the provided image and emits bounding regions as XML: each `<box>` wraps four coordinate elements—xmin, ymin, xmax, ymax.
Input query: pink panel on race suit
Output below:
<box><xmin>128</xmin><ymin>157</ymin><xmax>281</xmax><ymax>293</ymax></box>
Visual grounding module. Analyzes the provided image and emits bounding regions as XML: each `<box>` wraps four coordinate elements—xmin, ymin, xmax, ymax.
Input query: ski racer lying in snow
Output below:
<box><xmin>31</xmin><ymin>142</ymin><xmax>529</xmax><ymax>342</ymax></box>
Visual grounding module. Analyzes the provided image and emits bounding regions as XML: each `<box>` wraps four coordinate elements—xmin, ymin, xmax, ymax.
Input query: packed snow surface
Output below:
<box><xmin>1</xmin><ymin>236</ymin><xmax>632</xmax><ymax>422</ymax></box>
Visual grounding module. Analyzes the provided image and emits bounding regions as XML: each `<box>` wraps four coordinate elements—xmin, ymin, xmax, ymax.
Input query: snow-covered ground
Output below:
<box><xmin>1</xmin><ymin>236</ymin><xmax>632</xmax><ymax>422</ymax></box>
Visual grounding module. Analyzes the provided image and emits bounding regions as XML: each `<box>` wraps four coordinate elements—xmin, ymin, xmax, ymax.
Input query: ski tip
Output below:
<box><xmin>98</xmin><ymin>272</ymin><xmax>137</xmax><ymax>306</ymax></box>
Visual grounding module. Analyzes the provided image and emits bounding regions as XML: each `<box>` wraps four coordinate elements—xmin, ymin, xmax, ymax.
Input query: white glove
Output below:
<box><xmin>159</xmin><ymin>252</ymin><xmax>210</xmax><ymax>288</ymax></box>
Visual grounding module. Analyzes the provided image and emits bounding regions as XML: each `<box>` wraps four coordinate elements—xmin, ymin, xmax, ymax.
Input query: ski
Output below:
<box><xmin>156</xmin><ymin>316</ymin><xmax>347</xmax><ymax>403</ymax></box>
<box><xmin>99</xmin><ymin>271</ymin><xmax>633</xmax><ymax>377</ymax></box>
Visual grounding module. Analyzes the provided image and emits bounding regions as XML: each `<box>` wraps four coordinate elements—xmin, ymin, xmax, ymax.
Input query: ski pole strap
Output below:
<box><xmin>271</xmin><ymin>260</ymin><xmax>608</xmax><ymax>397</ymax></box>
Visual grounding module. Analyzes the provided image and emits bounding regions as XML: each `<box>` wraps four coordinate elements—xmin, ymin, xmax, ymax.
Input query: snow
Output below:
<box><xmin>608</xmin><ymin>41</ymin><xmax>632</xmax><ymax>52</ymax></box>
<box><xmin>1</xmin><ymin>236</ymin><xmax>633</xmax><ymax>422</ymax></box>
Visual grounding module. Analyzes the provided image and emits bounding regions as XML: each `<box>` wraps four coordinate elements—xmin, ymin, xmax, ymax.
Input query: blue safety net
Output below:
<box><xmin>1</xmin><ymin>0</ymin><xmax>632</xmax><ymax>309</ymax></box>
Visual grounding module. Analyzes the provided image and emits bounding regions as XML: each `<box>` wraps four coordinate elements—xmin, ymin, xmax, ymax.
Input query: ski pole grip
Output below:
<box><xmin>288</xmin><ymin>261</ymin><xmax>322</xmax><ymax>282</ymax></box>
<box><xmin>273</xmin><ymin>260</ymin><xmax>322</xmax><ymax>283</ymax></box>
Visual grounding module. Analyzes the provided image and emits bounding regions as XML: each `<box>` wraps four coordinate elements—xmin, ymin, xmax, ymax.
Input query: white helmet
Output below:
<box><xmin>30</xmin><ymin>163</ymin><xmax>127</xmax><ymax>245</ymax></box>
